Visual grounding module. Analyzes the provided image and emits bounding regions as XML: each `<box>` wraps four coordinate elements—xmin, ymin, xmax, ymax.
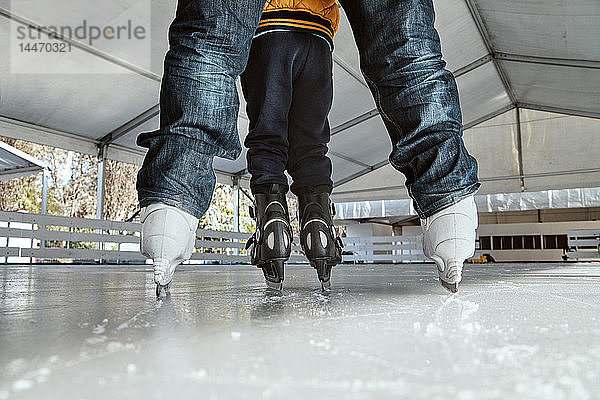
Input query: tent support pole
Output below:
<box><xmin>515</xmin><ymin>107</ymin><xmax>525</xmax><ymax>191</ymax></box>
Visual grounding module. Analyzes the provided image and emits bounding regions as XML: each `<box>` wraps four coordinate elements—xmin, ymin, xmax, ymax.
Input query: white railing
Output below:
<box><xmin>0</xmin><ymin>210</ymin><xmax>307</xmax><ymax>264</ymax></box>
<box><xmin>566</xmin><ymin>229</ymin><xmax>600</xmax><ymax>260</ymax></box>
<box><xmin>342</xmin><ymin>235</ymin><xmax>426</xmax><ymax>263</ymax></box>
<box><xmin>0</xmin><ymin>210</ymin><xmax>430</xmax><ymax>264</ymax></box>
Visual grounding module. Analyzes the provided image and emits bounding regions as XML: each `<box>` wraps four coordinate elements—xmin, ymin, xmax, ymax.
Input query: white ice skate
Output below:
<box><xmin>140</xmin><ymin>203</ymin><xmax>198</xmax><ymax>297</ymax></box>
<box><xmin>421</xmin><ymin>195</ymin><xmax>478</xmax><ymax>293</ymax></box>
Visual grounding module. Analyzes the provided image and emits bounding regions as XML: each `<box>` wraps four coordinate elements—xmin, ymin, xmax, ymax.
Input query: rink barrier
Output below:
<box><xmin>342</xmin><ymin>235</ymin><xmax>426</xmax><ymax>263</ymax></box>
<box><xmin>0</xmin><ymin>210</ymin><xmax>306</xmax><ymax>264</ymax></box>
<box><xmin>1</xmin><ymin>210</ymin><xmax>428</xmax><ymax>264</ymax></box>
<box><xmin>566</xmin><ymin>229</ymin><xmax>600</xmax><ymax>260</ymax></box>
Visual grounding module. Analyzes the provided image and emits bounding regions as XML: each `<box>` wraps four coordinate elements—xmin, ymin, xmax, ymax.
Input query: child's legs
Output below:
<box><xmin>287</xmin><ymin>36</ymin><xmax>334</xmax><ymax>195</ymax></box>
<box><xmin>241</xmin><ymin>34</ymin><xmax>297</xmax><ymax>192</ymax></box>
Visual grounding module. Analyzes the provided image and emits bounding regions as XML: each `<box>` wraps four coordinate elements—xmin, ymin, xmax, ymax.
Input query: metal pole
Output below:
<box><xmin>96</xmin><ymin>146</ymin><xmax>107</xmax><ymax>262</ymax></box>
<box><xmin>232</xmin><ymin>177</ymin><xmax>240</xmax><ymax>256</ymax></box>
<box><xmin>41</xmin><ymin>168</ymin><xmax>48</xmax><ymax>215</ymax></box>
<box><xmin>96</xmin><ymin>146</ymin><xmax>106</xmax><ymax>220</ymax></box>
<box><xmin>515</xmin><ymin>107</ymin><xmax>526</xmax><ymax>192</ymax></box>
<box><xmin>233</xmin><ymin>182</ymin><xmax>240</xmax><ymax>233</ymax></box>
<box><xmin>40</xmin><ymin>168</ymin><xmax>49</xmax><ymax>250</ymax></box>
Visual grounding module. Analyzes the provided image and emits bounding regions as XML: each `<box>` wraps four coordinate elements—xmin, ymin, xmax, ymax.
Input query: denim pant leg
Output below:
<box><xmin>340</xmin><ymin>0</ymin><xmax>480</xmax><ymax>218</ymax></box>
<box><xmin>136</xmin><ymin>0</ymin><xmax>266</xmax><ymax>219</ymax></box>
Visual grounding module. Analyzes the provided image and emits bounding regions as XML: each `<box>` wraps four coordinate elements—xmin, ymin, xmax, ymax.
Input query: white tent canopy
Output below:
<box><xmin>0</xmin><ymin>0</ymin><xmax>598</xmax><ymax>202</ymax></box>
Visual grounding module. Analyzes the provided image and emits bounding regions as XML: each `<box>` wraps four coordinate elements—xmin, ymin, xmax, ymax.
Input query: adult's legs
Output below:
<box><xmin>339</xmin><ymin>0</ymin><xmax>479</xmax><ymax>218</ymax></box>
<box><xmin>137</xmin><ymin>0</ymin><xmax>266</xmax><ymax>219</ymax></box>
<box><xmin>136</xmin><ymin>0</ymin><xmax>266</xmax><ymax>294</ymax></box>
<box><xmin>340</xmin><ymin>0</ymin><xmax>479</xmax><ymax>291</ymax></box>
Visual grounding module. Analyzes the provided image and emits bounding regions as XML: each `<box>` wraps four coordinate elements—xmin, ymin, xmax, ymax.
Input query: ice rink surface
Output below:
<box><xmin>1</xmin><ymin>262</ymin><xmax>599</xmax><ymax>400</ymax></box>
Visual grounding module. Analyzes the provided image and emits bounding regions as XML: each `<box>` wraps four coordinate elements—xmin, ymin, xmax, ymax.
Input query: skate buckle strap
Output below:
<box><xmin>245</xmin><ymin>235</ymin><xmax>257</xmax><ymax>250</ymax></box>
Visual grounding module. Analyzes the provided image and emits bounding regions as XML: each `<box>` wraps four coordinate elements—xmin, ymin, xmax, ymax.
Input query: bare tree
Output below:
<box><xmin>104</xmin><ymin>159</ymin><xmax>140</xmax><ymax>221</ymax></box>
<box><xmin>0</xmin><ymin>136</ymin><xmax>97</xmax><ymax>218</ymax></box>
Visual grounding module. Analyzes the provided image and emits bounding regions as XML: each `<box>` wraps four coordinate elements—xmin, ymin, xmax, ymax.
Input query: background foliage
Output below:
<box><xmin>0</xmin><ymin>137</ymin><xmax>262</xmax><ymax>233</ymax></box>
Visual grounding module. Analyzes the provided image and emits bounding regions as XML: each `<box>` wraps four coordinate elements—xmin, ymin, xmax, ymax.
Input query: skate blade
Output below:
<box><xmin>259</xmin><ymin>260</ymin><xmax>285</xmax><ymax>291</ymax></box>
<box><xmin>311</xmin><ymin>260</ymin><xmax>334</xmax><ymax>292</ymax></box>
<box><xmin>440</xmin><ymin>279</ymin><xmax>459</xmax><ymax>293</ymax></box>
<box><xmin>156</xmin><ymin>282</ymin><xmax>171</xmax><ymax>298</ymax></box>
<box><xmin>265</xmin><ymin>279</ymin><xmax>283</xmax><ymax>291</ymax></box>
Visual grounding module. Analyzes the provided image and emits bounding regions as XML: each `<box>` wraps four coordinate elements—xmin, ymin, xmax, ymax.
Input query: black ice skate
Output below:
<box><xmin>297</xmin><ymin>186</ymin><xmax>343</xmax><ymax>291</ymax></box>
<box><xmin>245</xmin><ymin>184</ymin><xmax>292</xmax><ymax>290</ymax></box>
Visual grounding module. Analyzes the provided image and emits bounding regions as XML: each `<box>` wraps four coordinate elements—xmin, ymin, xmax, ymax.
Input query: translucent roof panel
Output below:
<box><xmin>333</xmin><ymin>164</ymin><xmax>408</xmax><ymax>202</ymax></box>
<box><xmin>1</xmin><ymin>17</ymin><xmax>160</xmax><ymax>139</ymax></box>
<box><xmin>3</xmin><ymin>0</ymin><xmax>173</xmax><ymax>75</ymax></box>
<box><xmin>330</xmin><ymin>64</ymin><xmax>375</xmax><ymax>128</ymax></box>
<box><xmin>456</xmin><ymin>62</ymin><xmax>512</xmax><ymax>125</ymax></box>
<box><xmin>109</xmin><ymin>115</ymin><xmax>159</xmax><ymax>151</ymax></box>
<box><xmin>330</xmin><ymin>154</ymin><xmax>369</xmax><ymax>185</ymax></box>
<box><xmin>433</xmin><ymin>0</ymin><xmax>489</xmax><ymax>71</ymax></box>
<box><xmin>520</xmin><ymin>109</ymin><xmax>600</xmax><ymax>191</ymax></box>
<box><xmin>474</xmin><ymin>0</ymin><xmax>600</xmax><ymax>60</ymax></box>
<box><xmin>331</xmin><ymin>9</ymin><xmax>361</xmax><ymax>78</ymax></box>
<box><xmin>329</xmin><ymin>117</ymin><xmax>391</xmax><ymax>167</ymax></box>
<box><xmin>502</xmin><ymin>61</ymin><xmax>600</xmax><ymax>116</ymax></box>
<box><xmin>462</xmin><ymin>110</ymin><xmax>523</xmax><ymax>194</ymax></box>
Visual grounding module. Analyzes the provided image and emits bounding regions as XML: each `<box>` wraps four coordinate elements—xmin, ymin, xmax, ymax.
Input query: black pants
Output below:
<box><xmin>241</xmin><ymin>31</ymin><xmax>334</xmax><ymax>195</ymax></box>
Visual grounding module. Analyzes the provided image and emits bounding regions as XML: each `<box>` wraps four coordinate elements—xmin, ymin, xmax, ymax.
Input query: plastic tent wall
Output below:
<box><xmin>0</xmin><ymin>0</ymin><xmax>598</xmax><ymax>202</ymax></box>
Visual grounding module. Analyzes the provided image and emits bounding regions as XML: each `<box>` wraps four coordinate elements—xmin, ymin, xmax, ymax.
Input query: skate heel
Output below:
<box><xmin>421</xmin><ymin>196</ymin><xmax>478</xmax><ymax>293</ymax></box>
<box><xmin>298</xmin><ymin>187</ymin><xmax>343</xmax><ymax>291</ymax></box>
<box><xmin>301</xmin><ymin>218</ymin><xmax>332</xmax><ymax>259</ymax></box>
<box><xmin>141</xmin><ymin>203</ymin><xmax>198</xmax><ymax>298</ymax></box>
<box><xmin>254</xmin><ymin>215</ymin><xmax>290</xmax><ymax>289</ymax></box>
<box><xmin>247</xmin><ymin>184</ymin><xmax>292</xmax><ymax>289</ymax></box>
<box><xmin>260</xmin><ymin>213</ymin><xmax>291</xmax><ymax>261</ymax></box>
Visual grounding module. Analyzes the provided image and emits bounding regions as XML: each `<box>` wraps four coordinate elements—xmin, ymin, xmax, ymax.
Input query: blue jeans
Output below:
<box><xmin>137</xmin><ymin>0</ymin><xmax>479</xmax><ymax>219</ymax></box>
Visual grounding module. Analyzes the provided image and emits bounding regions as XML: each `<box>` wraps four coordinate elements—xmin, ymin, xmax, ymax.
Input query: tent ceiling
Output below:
<box><xmin>501</xmin><ymin>61</ymin><xmax>600</xmax><ymax>117</ymax></box>
<box><xmin>474</xmin><ymin>0</ymin><xmax>599</xmax><ymax>61</ymax></box>
<box><xmin>0</xmin><ymin>0</ymin><xmax>598</xmax><ymax>200</ymax></box>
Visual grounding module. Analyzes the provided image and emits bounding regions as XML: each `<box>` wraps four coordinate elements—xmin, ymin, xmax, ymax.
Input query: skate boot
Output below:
<box><xmin>421</xmin><ymin>195</ymin><xmax>478</xmax><ymax>293</ymax></box>
<box><xmin>245</xmin><ymin>184</ymin><xmax>292</xmax><ymax>290</ymax></box>
<box><xmin>140</xmin><ymin>203</ymin><xmax>198</xmax><ymax>297</ymax></box>
<box><xmin>297</xmin><ymin>186</ymin><xmax>343</xmax><ymax>291</ymax></box>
